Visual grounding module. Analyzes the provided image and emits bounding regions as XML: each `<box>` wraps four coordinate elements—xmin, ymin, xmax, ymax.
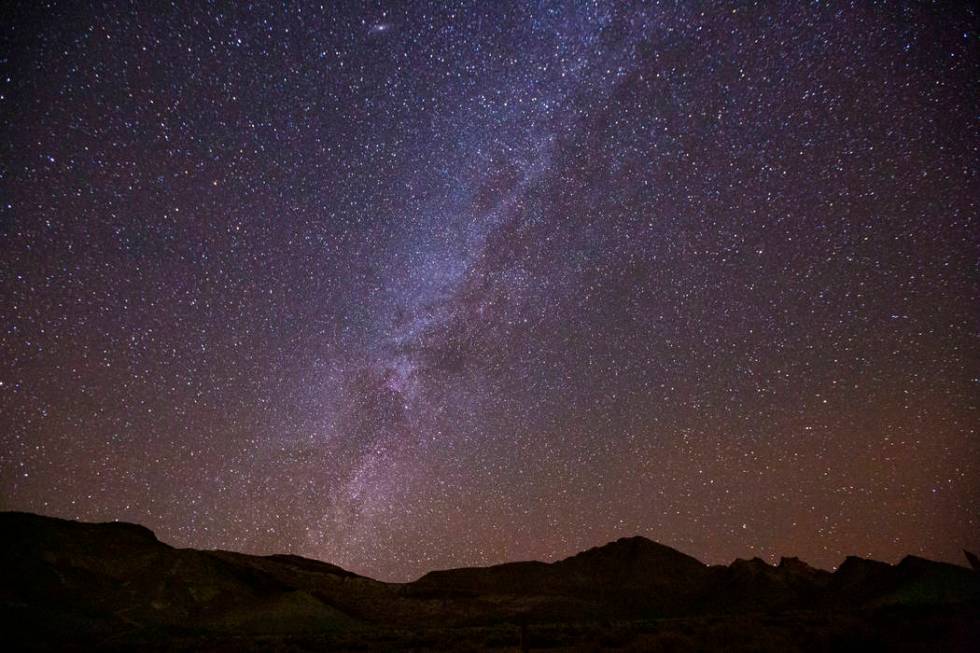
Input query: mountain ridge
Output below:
<box><xmin>3</xmin><ymin>511</ymin><xmax>978</xmax><ymax>650</ymax></box>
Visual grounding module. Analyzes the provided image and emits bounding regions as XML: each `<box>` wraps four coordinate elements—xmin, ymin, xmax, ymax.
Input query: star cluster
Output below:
<box><xmin>1</xmin><ymin>2</ymin><xmax>977</xmax><ymax>581</ymax></box>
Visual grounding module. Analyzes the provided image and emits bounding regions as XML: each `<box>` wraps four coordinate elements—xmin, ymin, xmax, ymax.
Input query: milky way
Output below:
<box><xmin>1</xmin><ymin>2</ymin><xmax>977</xmax><ymax>581</ymax></box>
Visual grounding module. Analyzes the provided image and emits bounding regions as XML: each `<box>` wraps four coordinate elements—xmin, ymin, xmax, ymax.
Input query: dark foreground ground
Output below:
<box><xmin>40</xmin><ymin>610</ymin><xmax>980</xmax><ymax>652</ymax></box>
<box><xmin>3</xmin><ymin>512</ymin><xmax>978</xmax><ymax>651</ymax></box>
<box><xmin>8</xmin><ymin>604</ymin><xmax>979</xmax><ymax>651</ymax></box>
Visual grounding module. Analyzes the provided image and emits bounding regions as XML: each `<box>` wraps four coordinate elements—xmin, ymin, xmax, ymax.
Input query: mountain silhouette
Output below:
<box><xmin>2</xmin><ymin>511</ymin><xmax>977</xmax><ymax>651</ymax></box>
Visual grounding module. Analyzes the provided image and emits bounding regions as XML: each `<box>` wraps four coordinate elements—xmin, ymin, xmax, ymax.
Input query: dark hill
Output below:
<box><xmin>2</xmin><ymin>511</ymin><xmax>978</xmax><ymax>651</ymax></box>
<box><xmin>407</xmin><ymin>536</ymin><xmax>710</xmax><ymax>620</ymax></box>
<box><xmin>0</xmin><ymin>511</ymin><xmax>367</xmax><ymax>641</ymax></box>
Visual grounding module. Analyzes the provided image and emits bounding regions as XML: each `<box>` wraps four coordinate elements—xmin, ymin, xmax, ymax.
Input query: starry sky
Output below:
<box><xmin>1</xmin><ymin>1</ymin><xmax>977</xmax><ymax>582</ymax></box>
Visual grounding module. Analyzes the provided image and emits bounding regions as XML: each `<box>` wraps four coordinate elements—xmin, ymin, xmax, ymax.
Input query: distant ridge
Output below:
<box><xmin>2</xmin><ymin>511</ymin><xmax>978</xmax><ymax>650</ymax></box>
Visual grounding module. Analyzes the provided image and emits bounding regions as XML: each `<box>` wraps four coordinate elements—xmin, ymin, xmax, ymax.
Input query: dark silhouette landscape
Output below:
<box><xmin>3</xmin><ymin>512</ymin><xmax>978</xmax><ymax>651</ymax></box>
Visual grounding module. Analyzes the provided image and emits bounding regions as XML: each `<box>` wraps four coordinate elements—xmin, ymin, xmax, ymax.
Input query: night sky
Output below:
<box><xmin>1</xmin><ymin>2</ymin><xmax>977</xmax><ymax>582</ymax></box>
